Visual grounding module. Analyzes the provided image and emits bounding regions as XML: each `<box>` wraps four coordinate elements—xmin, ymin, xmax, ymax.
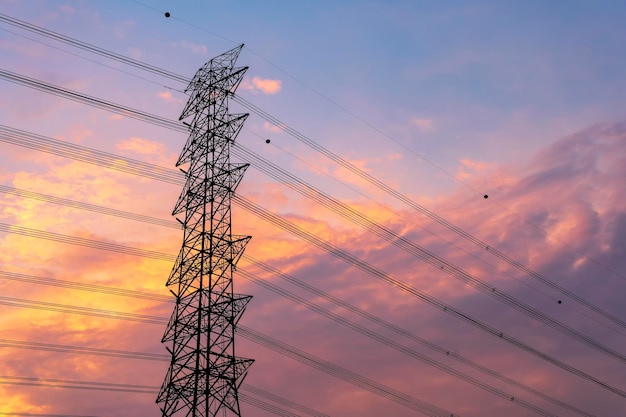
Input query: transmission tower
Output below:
<box><xmin>157</xmin><ymin>45</ymin><xmax>253</xmax><ymax>417</ymax></box>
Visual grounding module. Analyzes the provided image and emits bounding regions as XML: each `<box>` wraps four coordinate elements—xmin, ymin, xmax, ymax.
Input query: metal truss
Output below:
<box><xmin>157</xmin><ymin>44</ymin><xmax>253</xmax><ymax>417</ymax></box>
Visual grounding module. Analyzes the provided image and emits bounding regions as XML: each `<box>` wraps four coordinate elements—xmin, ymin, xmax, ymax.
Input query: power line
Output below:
<box><xmin>0</xmin><ymin>223</ymin><xmax>174</xmax><ymax>262</ymax></box>
<box><xmin>3</xmin><ymin>122</ymin><xmax>624</xmax><ymax>343</ymax></box>
<box><xmin>3</xmin><ymin>56</ymin><xmax>624</xmax><ymax>356</ymax></box>
<box><xmin>117</xmin><ymin>3</ymin><xmax>626</xmax><ymax>287</ymax></box>
<box><xmin>0</xmin><ymin>185</ymin><xmax>179</xmax><ymax>229</ymax></box>
<box><xmin>1</xmin><ymin>219</ymin><xmax>624</xmax><ymax>400</ymax></box>
<box><xmin>234</xmin><ymin>197</ymin><xmax>626</xmax><ymax>384</ymax></box>
<box><xmin>0</xmin><ymin>413</ymin><xmax>98</xmax><ymax>417</ymax></box>
<box><xmin>238</xmin><ymin>268</ymin><xmax>595</xmax><ymax>416</ymax></box>
<box><xmin>0</xmin><ymin>339</ymin><xmax>326</xmax><ymax>417</ymax></box>
<box><xmin>1</xmin><ymin>137</ymin><xmax>624</xmax><ymax>398</ymax></box>
<box><xmin>0</xmin><ymin>269</ymin><xmax>591</xmax><ymax>416</ymax></box>
<box><xmin>1</xmin><ymin>13</ymin><xmax>620</xmax><ymax>410</ymax></box>
<box><xmin>2</xmin><ymin>66</ymin><xmax>623</xmax><ymax>342</ymax></box>
<box><xmin>0</xmin><ymin>270</ymin><xmax>171</xmax><ymax>302</ymax></box>
<box><xmin>0</xmin><ymin>298</ymin><xmax>458</xmax><ymax>417</ymax></box>
<box><xmin>3</xmin><ymin>120</ymin><xmax>626</xmax><ymax>365</ymax></box>
<box><xmin>0</xmin><ymin>376</ymin><xmax>303</xmax><ymax>417</ymax></box>
<box><xmin>0</xmin><ymin>257</ymin><xmax>606</xmax><ymax>415</ymax></box>
<box><xmin>0</xmin><ymin>265</ymin><xmax>600</xmax><ymax>414</ymax></box>
<box><xmin>1</xmin><ymin>10</ymin><xmax>621</xmax><ymax>294</ymax></box>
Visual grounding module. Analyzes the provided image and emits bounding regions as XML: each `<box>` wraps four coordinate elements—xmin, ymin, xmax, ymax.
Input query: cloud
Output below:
<box><xmin>58</xmin><ymin>5</ymin><xmax>76</xmax><ymax>16</ymax></box>
<box><xmin>126</xmin><ymin>47</ymin><xmax>144</xmax><ymax>60</ymax></box>
<box><xmin>157</xmin><ymin>91</ymin><xmax>174</xmax><ymax>102</ymax></box>
<box><xmin>411</xmin><ymin>117</ymin><xmax>435</xmax><ymax>131</ymax></box>
<box><xmin>179</xmin><ymin>40</ymin><xmax>208</xmax><ymax>55</ymax></box>
<box><xmin>154</xmin><ymin>90</ymin><xmax>182</xmax><ymax>107</ymax></box>
<box><xmin>115</xmin><ymin>137</ymin><xmax>177</xmax><ymax>166</ymax></box>
<box><xmin>241</xmin><ymin>77</ymin><xmax>282</xmax><ymax>95</ymax></box>
<box><xmin>263</xmin><ymin>122</ymin><xmax>283</xmax><ymax>133</ymax></box>
<box><xmin>455</xmin><ymin>158</ymin><xmax>492</xmax><ymax>179</ymax></box>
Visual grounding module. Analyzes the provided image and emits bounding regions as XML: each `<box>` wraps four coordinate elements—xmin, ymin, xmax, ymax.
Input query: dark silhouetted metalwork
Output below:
<box><xmin>157</xmin><ymin>45</ymin><xmax>253</xmax><ymax>417</ymax></box>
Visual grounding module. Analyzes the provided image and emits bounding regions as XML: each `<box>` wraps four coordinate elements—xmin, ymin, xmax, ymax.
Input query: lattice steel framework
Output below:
<box><xmin>157</xmin><ymin>45</ymin><xmax>253</xmax><ymax>417</ymax></box>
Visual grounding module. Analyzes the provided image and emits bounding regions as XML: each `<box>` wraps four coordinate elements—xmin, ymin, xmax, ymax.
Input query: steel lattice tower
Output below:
<box><xmin>157</xmin><ymin>45</ymin><xmax>253</xmax><ymax>417</ymax></box>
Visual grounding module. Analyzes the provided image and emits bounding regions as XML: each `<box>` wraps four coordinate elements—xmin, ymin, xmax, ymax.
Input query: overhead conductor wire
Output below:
<box><xmin>2</xmin><ymin>11</ymin><xmax>620</xmax><ymax>414</ymax></box>
<box><xmin>0</xmin><ymin>13</ymin><xmax>623</xmax><ymax>345</ymax></box>
<box><xmin>0</xmin><ymin>123</ymin><xmax>624</xmax><ymax>398</ymax></box>
<box><xmin>1</xmin><ymin>87</ymin><xmax>625</xmax><ymax>365</ymax></box>
<box><xmin>1</xmin><ymin>74</ymin><xmax>625</xmax><ymax>366</ymax></box>
<box><xmin>0</xmin><ymin>12</ymin><xmax>623</xmax><ymax>334</ymax></box>
<box><xmin>0</xmin><ymin>259</ymin><xmax>595</xmax><ymax>417</ymax></box>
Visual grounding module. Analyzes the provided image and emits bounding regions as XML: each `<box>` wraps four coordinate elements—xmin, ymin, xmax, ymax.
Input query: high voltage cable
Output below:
<box><xmin>239</xmin><ymin>385</ymin><xmax>330</xmax><ymax>417</ymax></box>
<box><xmin>0</xmin><ymin>340</ymin><xmax>326</xmax><ymax>417</ymax></box>
<box><xmin>230</xmin><ymin>144</ymin><xmax>626</xmax><ymax>334</ymax></box>
<box><xmin>0</xmin><ymin>300</ymin><xmax>457</xmax><ymax>417</ymax></box>
<box><xmin>0</xmin><ymin>14</ymin><xmax>626</xmax><ymax>342</ymax></box>
<box><xmin>1</xmin><ymin>43</ymin><xmax>623</xmax><ymax>345</ymax></box>
<box><xmin>0</xmin><ymin>126</ymin><xmax>183</xmax><ymax>185</ymax></box>
<box><xmin>0</xmin><ymin>295</ymin><xmax>168</xmax><ymax>324</ymax></box>
<box><xmin>2</xmin><ymin>122</ymin><xmax>624</xmax><ymax>342</ymax></box>
<box><xmin>0</xmin><ymin>270</ymin><xmax>171</xmax><ymax>302</ymax></box>
<box><xmin>237</xmin><ymin>270</ymin><xmax>582</xmax><ymax>417</ymax></box>
<box><xmin>0</xmin><ymin>375</ymin><xmax>157</xmax><ymax>394</ymax></box>
<box><xmin>1</xmin><ymin>9</ymin><xmax>620</xmax><ymax>294</ymax></box>
<box><xmin>3</xmin><ymin>122</ymin><xmax>626</xmax><ymax>365</ymax></box>
<box><xmin>1</xmin><ymin>65</ymin><xmax>623</xmax><ymax>342</ymax></box>
<box><xmin>0</xmin><ymin>13</ymin><xmax>188</xmax><ymax>83</ymax></box>
<box><xmin>0</xmin><ymin>268</ymin><xmax>594</xmax><ymax>416</ymax></box>
<box><xmin>0</xmin><ymin>272</ymin><xmax>593</xmax><ymax>417</ymax></box>
<box><xmin>0</xmin><ymin>413</ymin><xmax>99</xmax><ymax>417</ymax></box>
<box><xmin>0</xmin><ymin>377</ymin><xmax>302</xmax><ymax>417</ymax></box>
<box><xmin>1</xmin><ymin>12</ymin><xmax>620</xmax><ymax>406</ymax></box>
<box><xmin>1</xmin><ymin>136</ymin><xmax>624</xmax><ymax>398</ymax></box>
<box><xmin>0</xmin><ymin>70</ymin><xmax>184</xmax><ymax>133</ymax></box>
<box><xmin>0</xmin><ymin>223</ymin><xmax>174</xmax><ymax>262</ymax></box>
<box><xmin>0</xmin><ymin>338</ymin><xmax>168</xmax><ymax>361</ymax></box>
<box><xmin>233</xmin><ymin>196</ymin><xmax>626</xmax><ymax>366</ymax></box>
<box><xmin>1</xmin><ymin>220</ymin><xmax>624</xmax><ymax>401</ymax></box>
<box><xmin>239</xmin><ymin>325</ymin><xmax>457</xmax><ymax>417</ymax></box>
<box><xmin>120</xmin><ymin>3</ymin><xmax>626</xmax><ymax>288</ymax></box>
<box><xmin>0</xmin><ymin>267</ymin><xmax>600</xmax><ymax>414</ymax></box>
<box><xmin>233</xmin><ymin>92</ymin><xmax>626</xmax><ymax>289</ymax></box>
<box><xmin>0</xmin><ymin>185</ymin><xmax>179</xmax><ymax>229</ymax></box>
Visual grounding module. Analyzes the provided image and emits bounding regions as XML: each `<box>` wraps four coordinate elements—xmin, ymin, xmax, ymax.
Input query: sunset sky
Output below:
<box><xmin>1</xmin><ymin>1</ymin><xmax>626</xmax><ymax>416</ymax></box>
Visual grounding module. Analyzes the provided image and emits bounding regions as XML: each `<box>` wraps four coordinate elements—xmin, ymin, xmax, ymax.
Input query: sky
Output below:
<box><xmin>1</xmin><ymin>1</ymin><xmax>626</xmax><ymax>416</ymax></box>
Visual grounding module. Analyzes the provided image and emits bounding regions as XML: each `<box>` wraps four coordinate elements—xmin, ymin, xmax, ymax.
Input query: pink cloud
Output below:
<box><xmin>116</xmin><ymin>137</ymin><xmax>166</xmax><ymax>155</ymax></box>
<box><xmin>456</xmin><ymin>157</ymin><xmax>492</xmax><ymax>179</ymax></box>
<box><xmin>157</xmin><ymin>90</ymin><xmax>174</xmax><ymax>102</ymax></box>
<box><xmin>241</xmin><ymin>77</ymin><xmax>282</xmax><ymax>95</ymax></box>
<box><xmin>263</xmin><ymin>121</ymin><xmax>283</xmax><ymax>133</ymax></box>
<box><xmin>411</xmin><ymin>116</ymin><xmax>435</xmax><ymax>131</ymax></box>
<box><xmin>179</xmin><ymin>40</ymin><xmax>207</xmax><ymax>55</ymax></box>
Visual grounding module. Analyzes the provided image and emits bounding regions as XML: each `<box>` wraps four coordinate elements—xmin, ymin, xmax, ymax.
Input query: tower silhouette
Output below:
<box><xmin>157</xmin><ymin>45</ymin><xmax>253</xmax><ymax>417</ymax></box>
